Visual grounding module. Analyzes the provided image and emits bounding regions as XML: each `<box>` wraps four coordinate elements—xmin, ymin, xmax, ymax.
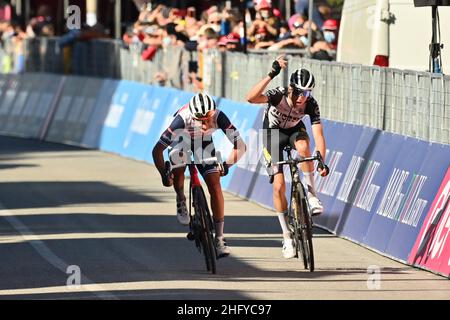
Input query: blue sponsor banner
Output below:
<box><xmin>144</xmin><ymin>89</ymin><xmax>194</xmax><ymax>164</ymax></box>
<box><xmin>225</xmin><ymin>106</ymin><xmax>265</xmax><ymax>198</ymax></box>
<box><xmin>385</xmin><ymin>142</ymin><xmax>450</xmax><ymax>261</ymax></box>
<box><xmin>312</xmin><ymin>120</ymin><xmax>366</xmax><ymax>231</ymax></box>
<box><xmin>362</xmin><ymin>135</ymin><xmax>430</xmax><ymax>253</ymax></box>
<box><xmin>214</xmin><ymin>100</ymin><xmax>263</xmax><ymax>190</ymax></box>
<box><xmin>98</xmin><ymin>81</ymin><xmax>143</xmax><ymax>154</ymax></box>
<box><xmin>332</xmin><ymin>129</ymin><xmax>391</xmax><ymax>241</ymax></box>
<box><xmin>82</xmin><ymin>79</ymin><xmax>120</xmax><ymax>149</ymax></box>
<box><xmin>247</xmin><ymin>170</ymin><xmax>275</xmax><ymax>209</ymax></box>
<box><xmin>118</xmin><ymin>84</ymin><xmax>154</xmax><ymax>160</ymax></box>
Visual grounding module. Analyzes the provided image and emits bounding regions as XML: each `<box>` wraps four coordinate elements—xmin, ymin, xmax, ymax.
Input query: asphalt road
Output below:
<box><xmin>0</xmin><ymin>136</ymin><xmax>449</xmax><ymax>300</ymax></box>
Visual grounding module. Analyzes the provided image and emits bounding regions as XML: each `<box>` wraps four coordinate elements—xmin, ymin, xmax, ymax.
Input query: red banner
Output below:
<box><xmin>408</xmin><ymin>167</ymin><xmax>450</xmax><ymax>277</ymax></box>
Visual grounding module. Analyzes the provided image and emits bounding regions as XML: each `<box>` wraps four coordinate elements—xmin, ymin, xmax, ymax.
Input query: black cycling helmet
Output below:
<box><xmin>189</xmin><ymin>93</ymin><xmax>217</xmax><ymax>119</ymax></box>
<box><xmin>290</xmin><ymin>69</ymin><xmax>316</xmax><ymax>91</ymax></box>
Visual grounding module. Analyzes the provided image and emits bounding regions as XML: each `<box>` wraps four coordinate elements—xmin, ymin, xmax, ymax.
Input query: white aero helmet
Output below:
<box><xmin>189</xmin><ymin>93</ymin><xmax>217</xmax><ymax>119</ymax></box>
<box><xmin>290</xmin><ymin>69</ymin><xmax>316</xmax><ymax>91</ymax></box>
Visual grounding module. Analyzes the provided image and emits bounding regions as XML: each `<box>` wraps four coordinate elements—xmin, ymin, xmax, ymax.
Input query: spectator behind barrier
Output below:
<box><xmin>26</xmin><ymin>5</ymin><xmax>54</xmax><ymax>38</ymax></box>
<box><xmin>0</xmin><ymin>0</ymin><xmax>12</xmax><ymax>22</ymax></box>
<box><xmin>310</xmin><ymin>19</ymin><xmax>339</xmax><ymax>61</ymax></box>
<box><xmin>248</xmin><ymin>0</ymin><xmax>280</xmax><ymax>49</ymax></box>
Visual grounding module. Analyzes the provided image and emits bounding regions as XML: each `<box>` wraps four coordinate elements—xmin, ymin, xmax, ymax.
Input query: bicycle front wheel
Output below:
<box><xmin>299</xmin><ymin>195</ymin><xmax>315</xmax><ymax>272</ymax></box>
<box><xmin>193</xmin><ymin>187</ymin><xmax>217</xmax><ymax>274</ymax></box>
<box><xmin>291</xmin><ymin>191</ymin><xmax>307</xmax><ymax>269</ymax></box>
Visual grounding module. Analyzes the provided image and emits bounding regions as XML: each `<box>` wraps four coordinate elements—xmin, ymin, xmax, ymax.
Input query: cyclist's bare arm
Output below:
<box><xmin>311</xmin><ymin>123</ymin><xmax>328</xmax><ymax>177</ymax></box>
<box><xmin>152</xmin><ymin>114</ymin><xmax>185</xmax><ymax>180</ymax></box>
<box><xmin>152</xmin><ymin>143</ymin><xmax>168</xmax><ymax>178</ymax></box>
<box><xmin>246</xmin><ymin>77</ymin><xmax>271</xmax><ymax>104</ymax></box>
<box><xmin>246</xmin><ymin>55</ymin><xmax>287</xmax><ymax>104</ymax></box>
<box><xmin>226</xmin><ymin>139</ymin><xmax>247</xmax><ymax>166</ymax></box>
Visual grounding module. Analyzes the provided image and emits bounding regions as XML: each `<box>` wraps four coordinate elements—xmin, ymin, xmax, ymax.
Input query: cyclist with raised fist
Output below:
<box><xmin>246</xmin><ymin>55</ymin><xmax>330</xmax><ymax>259</ymax></box>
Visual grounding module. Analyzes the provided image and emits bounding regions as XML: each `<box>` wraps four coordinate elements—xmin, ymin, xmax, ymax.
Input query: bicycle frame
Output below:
<box><xmin>276</xmin><ymin>146</ymin><xmax>326</xmax><ymax>272</ymax></box>
<box><xmin>188</xmin><ymin>163</ymin><xmax>203</xmax><ymax>223</ymax></box>
<box><xmin>166</xmin><ymin>148</ymin><xmax>221</xmax><ymax>274</ymax></box>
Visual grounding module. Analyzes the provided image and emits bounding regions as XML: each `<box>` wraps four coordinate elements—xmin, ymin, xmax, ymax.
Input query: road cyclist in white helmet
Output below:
<box><xmin>246</xmin><ymin>55</ymin><xmax>330</xmax><ymax>259</ymax></box>
<box><xmin>152</xmin><ymin>92</ymin><xmax>247</xmax><ymax>258</ymax></box>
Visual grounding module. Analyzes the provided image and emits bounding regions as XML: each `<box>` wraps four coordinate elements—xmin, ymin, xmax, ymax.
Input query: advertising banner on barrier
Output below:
<box><xmin>362</xmin><ymin>136</ymin><xmax>431</xmax><ymax>254</ymax></box>
<box><xmin>386</xmin><ymin>143</ymin><xmax>450</xmax><ymax>262</ymax></box>
<box><xmin>98</xmin><ymin>81</ymin><xmax>144</xmax><ymax>154</ymax></box>
<box><xmin>312</xmin><ymin>120</ymin><xmax>367</xmax><ymax>232</ymax></box>
<box><xmin>2</xmin><ymin>74</ymin><xmax>33</xmax><ymax>136</ymax></box>
<box><xmin>6</xmin><ymin>74</ymin><xmax>63</xmax><ymax>139</ymax></box>
<box><xmin>0</xmin><ymin>75</ymin><xmax>20</xmax><ymax>134</ymax></box>
<box><xmin>215</xmin><ymin>99</ymin><xmax>263</xmax><ymax>190</ymax></box>
<box><xmin>333</xmin><ymin>131</ymin><xmax>402</xmax><ymax>243</ymax></box>
<box><xmin>82</xmin><ymin>79</ymin><xmax>120</xmax><ymax>149</ymax></box>
<box><xmin>408</xmin><ymin>166</ymin><xmax>450</xmax><ymax>277</ymax></box>
<box><xmin>143</xmin><ymin>89</ymin><xmax>194</xmax><ymax>164</ymax></box>
<box><xmin>14</xmin><ymin>74</ymin><xmax>49</xmax><ymax>138</ymax></box>
<box><xmin>225</xmin><ymin>106</ymin><xmax>265</xmax><ymax>199</ymax></box>
<box><xmin>123</xmin><ymin>87</ymin><xmax>194</xmax><ymax>163</ymax></box>
<box><xmin>117</xmin><ymin>83</ymin><xmax>155</xmax><ymax>160</ymax></box>
<box><xmin>46</xmin><ymin>76</ymin><xmax>104</xmax><ymax>145</ymax></box>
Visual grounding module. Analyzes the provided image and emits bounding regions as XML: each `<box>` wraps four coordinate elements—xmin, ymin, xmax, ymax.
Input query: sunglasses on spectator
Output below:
<box><xmin>209</xmin><ymin>20</ymin><xmax>221</xmax><ymax>24</ymax></box>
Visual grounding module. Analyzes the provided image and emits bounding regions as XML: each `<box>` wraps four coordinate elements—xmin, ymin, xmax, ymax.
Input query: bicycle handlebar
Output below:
<box><xmin>167</xmin><ymin>148</ymin><xmax>223</xmax><ymax>172</ymax></box>
<box><xmin>276</xmin><ymin>151</ymin><xmax>328</xmax><ymax>173</ymax></box>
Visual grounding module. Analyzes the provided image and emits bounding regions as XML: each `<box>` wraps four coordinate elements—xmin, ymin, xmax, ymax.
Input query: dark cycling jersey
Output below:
<box><xmin>264</xmin><ymin>86</ymin><xmax>321</xmax><ymax>129</ymax></box>
<box><xmin>158</xmin><ymin>104</ymin><xmax>242</xmax><ymax>149</ymax></box>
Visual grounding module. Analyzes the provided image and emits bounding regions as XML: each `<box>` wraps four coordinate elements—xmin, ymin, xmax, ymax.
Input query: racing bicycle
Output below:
<box><xmin>166</xmin><ymin>149</ymin><xmax>224</xmax><ymax>274</ymax></box>
<box><xmin>276</xmin><ymin>145</ymin><xmax>328</xmax><ymax>272</ymax></box>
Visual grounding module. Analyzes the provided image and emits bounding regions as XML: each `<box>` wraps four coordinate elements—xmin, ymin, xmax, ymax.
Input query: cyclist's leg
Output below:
<box><xmin>203</xmin><ymin>171</ymin><xmax>224</xmax><ymax>231</ymax></box>
<box><xmin>263</xmin><ymin>127</ymin><xmax>289</xmax><ymax>213</ymax></box>
<box><xmin>169</xmin><ymin>141</ymin><xmax>190</xmax><ymax>225</ymax></box>
<box><xmin>263</xmin><ymin>127</ymin><xmax>294</xmax><ymax>257</ymax></box>
<box><xmin>291</xmin><ymin>122</ymin><xmax>317</xmax><ymax>196</ymax></box>
<box><xmin>291</xmin><ymin>123</ymin><xmax>323</xmax><ymax>215</ymax></box>
<box><xmin>173</xmin><ymin>167</ymin><xmax>187</xmax><ymax>201</ymax></box>
<box><xmin>201</xmin><ymin>168</ymin><xmax>231</xmax><ymax>257</ymax></box>
<box><xmin>172</xmin><ymin>166</ymin><xmax>190</xmax><ymax>225</ymax></box>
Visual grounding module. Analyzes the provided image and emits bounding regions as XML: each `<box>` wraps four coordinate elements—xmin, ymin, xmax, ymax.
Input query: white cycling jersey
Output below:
<box><xmin>158</xmin><ymin>104</ymin><xmax>241</xmax><ymax>148</ymax></box>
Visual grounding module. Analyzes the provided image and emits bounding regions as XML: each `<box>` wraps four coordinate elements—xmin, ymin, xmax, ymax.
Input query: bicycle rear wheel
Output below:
<box><xmin>193</xmin><ymin>187</ymin><xmax>217</xmax><ymax>274</ymax></box>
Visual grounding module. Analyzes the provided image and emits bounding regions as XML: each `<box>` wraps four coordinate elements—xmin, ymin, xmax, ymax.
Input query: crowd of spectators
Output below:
<box><xmin>0</xmin><ymin>0</ymin><xmax>340</xmax><ymax>76</ymax></box>
<box><xmin>123</xmin><ymin>0</ymin><xmax>340</xmax><ymax>61</ymax></box>
<box><xmin>0</xmin><ymin>3</ymin><xmax>57</xmax><ymax>73</ymax></box>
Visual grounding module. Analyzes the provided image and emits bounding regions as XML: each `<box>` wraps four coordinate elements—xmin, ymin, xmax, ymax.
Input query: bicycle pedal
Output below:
<box><xmin>187</xmin><ymin>232</ymin><xmax>196</xmax><ymax>241</ymax></box>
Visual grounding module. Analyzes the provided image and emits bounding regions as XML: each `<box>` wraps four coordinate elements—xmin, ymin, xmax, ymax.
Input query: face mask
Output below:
<box><xmin>163</xmin><ymin>37</ymin><xmax>172</xmax><ymax>46</ymax></box>
<box><xmin>144</xmin><ymin>26</ymin><xmax>156</xmax><ymax>34</ymax></box>
<box><xmin>323</xmin><ymin>31</ymin><xmax>336</xmax><ymax>43</ymax></box>
<box><xmin>261</xmin><ymin>11</ymin><xmax>270</xmax><ymax>19</ymax></box>
<box><xmin>299</xmin><ymin>36</ymin><xmax>309</xmax><ymax>46</ymax></box>
<box><xmin>211</xmin><ymin>24</ymin><xmax>221</xmax><ymax>33</ymax></box>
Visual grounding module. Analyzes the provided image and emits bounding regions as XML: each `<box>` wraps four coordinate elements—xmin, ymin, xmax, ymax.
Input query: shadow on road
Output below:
<box><xmin>0</xmin><ymin>182</ymin><xmax>163</xmax><ymax>209</ymax></box>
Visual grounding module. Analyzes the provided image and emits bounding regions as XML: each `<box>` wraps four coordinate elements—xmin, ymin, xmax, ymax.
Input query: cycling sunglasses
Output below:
<box><xmin>291</xmin><ymin>87</ymin><xmax>311</xmax><ymax>98</ymax></box>
<box><xmin>193</xmin><ymin>111</ymin><xmax>215</xmax><ymax>121</ymax></box>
